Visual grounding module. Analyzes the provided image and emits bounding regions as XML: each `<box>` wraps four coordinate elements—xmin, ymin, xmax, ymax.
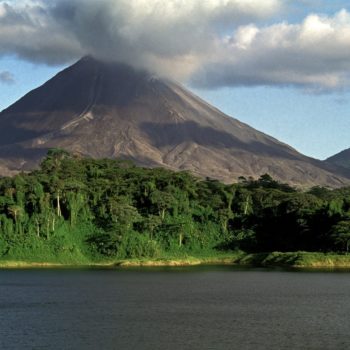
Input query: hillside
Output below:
<box><xmin>326</xmin><ymin>149</ymin><xmax>350</xmax><ymax>170</ymax></box>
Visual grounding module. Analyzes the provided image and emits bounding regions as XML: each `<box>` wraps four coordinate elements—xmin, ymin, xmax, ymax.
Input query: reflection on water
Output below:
<box><xmin>0</xmin><ymin>266</ymin><xmax>350</xmax><ymax>350</ymax></box>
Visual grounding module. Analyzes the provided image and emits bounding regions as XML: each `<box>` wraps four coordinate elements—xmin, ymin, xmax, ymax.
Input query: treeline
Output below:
<box><xmin>0</xmin><ymin>149</ymin><xmax>350</xmax><ymax>262</ymax></box>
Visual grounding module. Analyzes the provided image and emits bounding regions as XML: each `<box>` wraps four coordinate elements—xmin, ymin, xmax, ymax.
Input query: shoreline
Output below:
<box><xmin>0</xmin><ymin>256</ymin><xmax>238</xmax><ymax>269</ymax></box>
<box><xmin>2</xmin><ymin>252</ymin><xmax>350</xmax><ymax>269</ymax></box>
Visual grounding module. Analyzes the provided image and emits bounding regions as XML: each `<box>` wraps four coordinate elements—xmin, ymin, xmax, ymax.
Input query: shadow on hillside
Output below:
<box><xmin>0</xmin><ymin>144</ymin><xmax>48</xmax><ymax>161</ymax></box>
<box><xmin>140</xmin><ymin>121</ymin><xmax>299</xmax><ymax>160</ymax></box>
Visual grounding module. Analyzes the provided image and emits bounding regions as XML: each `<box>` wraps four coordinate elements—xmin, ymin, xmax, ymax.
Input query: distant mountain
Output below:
<box><xmin>326</xmin><ymin>149</ymin><xmax>350</xmax><ymax>170</ymax></box>
<box><xmin>0</xmin><ymin>56</ymin><xmax>349</xmax><ymax>187</ymax></box>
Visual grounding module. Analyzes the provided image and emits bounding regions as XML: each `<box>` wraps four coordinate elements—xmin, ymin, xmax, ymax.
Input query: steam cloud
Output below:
<box><xmin>1</xmin><ymin>0</ymin><xmax>350</xmax><ymax>91</ymax></box>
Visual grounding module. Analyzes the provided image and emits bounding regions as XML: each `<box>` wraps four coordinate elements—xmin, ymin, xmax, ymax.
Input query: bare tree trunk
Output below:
<box><xmin>179</xmin><ymin>232</ymin><xmax>183</xmax><ymax>247</ymax></box>
<box><xmin>57</xmin><ymin>193</ymin><xmax>61</xmax><ymax>217</ymax></box>
<box><xmin>47</xmin><ymin>219</ymin><xmax>50</xmax><ymax>239</ymax></box>
<box><xmin>35</xmin><ymin>218</ymin><xmax>40</xmax><ymax>237</ymax></box>
<box><xmin>244</xmin><ymin>196</ymin><xmax>250</xmax><ymax>215</ymax></box>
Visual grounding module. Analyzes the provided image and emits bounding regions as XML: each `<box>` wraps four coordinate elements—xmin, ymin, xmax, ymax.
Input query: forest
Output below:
<box><xmin>0</xmin><ymin>149</ymin><xmax>350</xmax><ymax>264</ymax></box>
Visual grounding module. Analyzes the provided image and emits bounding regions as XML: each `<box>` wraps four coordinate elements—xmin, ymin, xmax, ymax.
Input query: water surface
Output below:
<box><xmin>1</xmin><ymin>266</ymin><xmax>349</xmax><ymax>349</ymax></box>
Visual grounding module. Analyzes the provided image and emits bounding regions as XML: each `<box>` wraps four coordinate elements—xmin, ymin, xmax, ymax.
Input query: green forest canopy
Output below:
<box><xmin>0</xmin><ymin>149</ymin><xmax>350</xmax><ymax>262</ymax></box>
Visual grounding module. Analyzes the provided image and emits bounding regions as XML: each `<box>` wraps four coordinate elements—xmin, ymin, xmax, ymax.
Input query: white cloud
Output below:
<box><xmin>0</xmin><ymin>3</ymin><xmax>6</xmax><ymax>17</ymax></box>
<box><xmin>231</xmin><ymin>24</ymin><xmax>260</xmax><ymax>50</ymax></box>
<box><xmin>0</xmin><ymin>0</ymin><xmax>281</xmax><ymax>69</ymax></box>
<box><xmin>192</xmin><ymin>9</ymin><xmax>350</xmax><ymax>91</ymax></box>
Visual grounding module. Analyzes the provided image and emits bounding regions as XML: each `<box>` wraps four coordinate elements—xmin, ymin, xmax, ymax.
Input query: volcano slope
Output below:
<box><xmin>0</xmin><ymin>56</ymin><xmax>349</xmax><ymax>187</ymax></box>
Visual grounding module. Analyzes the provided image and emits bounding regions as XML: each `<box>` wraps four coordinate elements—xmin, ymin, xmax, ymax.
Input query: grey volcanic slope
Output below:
<box><xmin>326</xmin><ymin>149</ymin><xmax>350</xmax><ymax>170</ymax></box>
<box><xmin>0</xmin><ymin>56</ymin><xmax>349</xmax><ymax>187</ymax></box>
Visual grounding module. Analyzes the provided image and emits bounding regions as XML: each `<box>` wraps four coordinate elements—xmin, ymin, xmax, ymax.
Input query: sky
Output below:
<box><xmin>0</xmin><ymin>0</ymin><xmax>350</xmax><ymax>160</ymax></box>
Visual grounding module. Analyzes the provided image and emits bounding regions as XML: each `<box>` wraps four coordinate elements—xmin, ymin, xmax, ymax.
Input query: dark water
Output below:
<box><xmin>1</xmin><ymin>266</ymin><xmax>350</xmax><ymax>350</ymax></box>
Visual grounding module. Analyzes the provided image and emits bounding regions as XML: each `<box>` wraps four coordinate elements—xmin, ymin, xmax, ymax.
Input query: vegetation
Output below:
<box><xmin>1</xmin><ymin>149</ymin><xmax>350</xmax><ymax>267</ymax></box>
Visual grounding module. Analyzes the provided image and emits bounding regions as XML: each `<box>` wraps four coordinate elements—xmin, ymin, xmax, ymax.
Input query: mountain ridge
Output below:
<box><xmin>326</xmin><ymin>149</ymin><xmax>350</xmax><ymax>170</ymax></box>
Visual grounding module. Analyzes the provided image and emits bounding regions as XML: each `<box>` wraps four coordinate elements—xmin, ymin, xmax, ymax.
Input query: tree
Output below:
<box><xmin>107</xmin><ymin>198</ymin><xmax>141</xmax><ymax>230</ymax></box>
<box><xmin>150</xmin><ymin>190</ymin><xmax>175</xmax><ymax>220</ymax></box>
<box><xmin>7</xmin><ymin>205</ymin><xmax>24</xmax><ymax>235</ymax></box>
<box><xmin>40</xmin><ymin>148</ymin><xmax>71</xmax><ymax>173</ymax></box>
<box><xmin>330</xmin><ymin>221</ymin><xmax>350</xmax><ymax>253</ymax></box>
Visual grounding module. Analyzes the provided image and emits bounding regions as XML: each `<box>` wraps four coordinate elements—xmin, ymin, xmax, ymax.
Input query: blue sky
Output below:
<box><xmin>0</xmin><ymin>0</ymin><xmax>350</xmax><ymax>160</ymax></box>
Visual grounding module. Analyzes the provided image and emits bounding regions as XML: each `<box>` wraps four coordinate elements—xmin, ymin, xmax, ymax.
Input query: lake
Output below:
<box><xmin>0</xmin><ymin>266</ymin><xmax>350</xmax><ymax>349</ymax></box>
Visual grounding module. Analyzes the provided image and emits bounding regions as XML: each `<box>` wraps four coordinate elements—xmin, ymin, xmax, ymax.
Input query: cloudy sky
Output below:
<box><xmin>0</xmin><ymin>0</ymin><xmax>349</xmax><ymax>159</ymax></box>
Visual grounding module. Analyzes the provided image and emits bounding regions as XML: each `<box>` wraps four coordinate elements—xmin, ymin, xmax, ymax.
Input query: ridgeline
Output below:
<box><xmin>1</xmin><ymin>149</ymin><xmax>350</xmax><ymax>268</ymax></box>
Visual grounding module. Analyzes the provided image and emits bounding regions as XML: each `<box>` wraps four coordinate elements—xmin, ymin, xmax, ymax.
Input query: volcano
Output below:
<box><xmin>0</xmin><ymin>56</ymin><xmax>349</xmax><ymax>187</ymax></box>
